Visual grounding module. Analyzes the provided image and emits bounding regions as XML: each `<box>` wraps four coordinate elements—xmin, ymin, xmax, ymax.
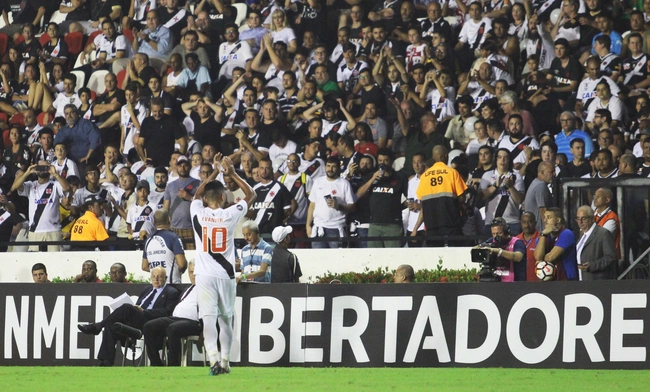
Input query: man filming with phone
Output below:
<box><xmin>355</xmin><ymin>148</ymin><xmax>408</xmax><ymax>248</ymax></box>
<box><xmin>11</xmin><ymin>161</ymin><xmax>71</xmax><ymax>251</ymax></box>
<box><xmin>474</xmin><ymin>217</ymin><xmax>526</xmax><ymax>282</ymax></box>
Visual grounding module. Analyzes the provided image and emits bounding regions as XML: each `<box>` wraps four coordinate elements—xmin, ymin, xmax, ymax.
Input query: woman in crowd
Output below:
<box><xmin>354</xmin><ymin>123</ymin><xmax>379</xmax><ymax>158</ymax></box>
<box><xmin>270</xmin><ymin>9</ymin><xmax>298</xmax><ymax>54</ymax></box>
<box><xmin>0</xmin><ymin>62</ymin><xmax>18</xmax><ymax>116</ymax></box>
<box><xmin>8</xmin><ymin>48</ymin><xmax>23</xmax><ymax>83</ymax></box>
<box><xmin>13</xmin><ymin>63</ymin><xmax>45</xmax><ymax>112</ymax></box>
<box><xmin>46</xmin><ymin>63</ymin><xmax>66</xmax><ymax>96</ymax></box>
<box><xmin>3</xmin><ymin>125</ymin><xmax>31</xmax><ymax>177</ymax></box>
<box><xmin>479</xmin><ymin>99</ymin><xmax>502</xmax><ymax>122</ymax></box>
<box><xmin>509</xmin><ymin>2</ymin><xmax>530</xmax><ymax>42</ymax></box>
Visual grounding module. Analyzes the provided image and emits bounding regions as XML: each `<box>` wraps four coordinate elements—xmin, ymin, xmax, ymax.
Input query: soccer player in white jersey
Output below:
<box><xmin>191</xmin><ymin>156</ymin><xmax>256</xmax><ymax>376</ymax></box>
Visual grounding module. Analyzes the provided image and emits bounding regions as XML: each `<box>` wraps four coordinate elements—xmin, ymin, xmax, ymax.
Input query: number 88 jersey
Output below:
<box><xmin>191</xmin><ymin>199</ymin><xmax>249</xmax><ymax>279</ymax></box>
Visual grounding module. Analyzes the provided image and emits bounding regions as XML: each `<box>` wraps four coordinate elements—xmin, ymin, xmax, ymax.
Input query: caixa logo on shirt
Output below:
<box><xmin>372</xmin><ymin>187</ymin><xmax>394</xmax><ymax>194</ymax></box>
<box><xmin>252</xmin><ymin>201</ymin><xmax>275</xmax><ymax>209</ymax></box>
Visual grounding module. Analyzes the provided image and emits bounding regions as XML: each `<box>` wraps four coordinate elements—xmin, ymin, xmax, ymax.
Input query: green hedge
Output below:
<box><xmin>313</xmin><ymin>259</ymin><xmax>479</xmax><ymax>284</ymax></box>
<box><xmin>51</xmin><ymin>273</ymin><xmax>150</xmax><ymax>284</ymax></box>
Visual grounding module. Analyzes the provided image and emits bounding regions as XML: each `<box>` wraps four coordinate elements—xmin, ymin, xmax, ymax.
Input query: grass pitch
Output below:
<box><xmin>1</xmin><ymin>367</ymin><xmax>649</xmax><ymax>392</ymax></box>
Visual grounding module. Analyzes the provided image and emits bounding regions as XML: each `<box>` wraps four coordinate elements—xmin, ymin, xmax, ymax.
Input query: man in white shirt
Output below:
<box><xmin>455</xmin><ymin>1</ymin><xmax>492</xmax><ymax>72</ymax></box>
<box><xmin>11</xmin><ymin>161</ymin><xmax>71</xmax><ymax>251</ymax></box>
<box><xmin>497</xmin><ymin>114</ymin><xmax>540</xmax><ymax>168</ymax></box>
<box><xmin>586</xmin><ymin>81</ymin><xmax>626</xmax><ymax>130</ymax></box>
<box><xmin>278</xmin><ymin>138</ymin><xmax>326</xmax><ymax>179</ymax></box>
<box><xmin>576</xmin><ymin>57</ymin><xmax>620</xmax><ymax>116</ymax></box>
<box><xmin>306</xmin><ymin>157</ymin><xmax>356</xmax><ymax>248</ymax></box>
<box><xmin>120</xmin><ymin>82</ymin><xmax>149</xmax><ymax>156</ymax></box>
<box><xmin>49</xmin><ymin>73</ymin><xmax>81</xmax><ymax>119</ymax></box>
<box><xmin>126</xmin><ymin>180</ymin><xmax>158</xmax><ymax>239</ymax></box>
<box><xmin>218</xmin><ymin>23</ymin><xmax>253</xmax><ymax>79</ymax></box>
<box><xmin>575</xmin><ymin>205</ymin><xmax>617</xmax><ymax>281</ymax></box>
<box><xmin>278</xmin><ymin>153</ymin><xmax>312</xmax><ymax>242</ymax></box>
<box><xmin>406</xmin><ymin>153</ymin><xmax>426</xmax><ymax>246</ymax></box>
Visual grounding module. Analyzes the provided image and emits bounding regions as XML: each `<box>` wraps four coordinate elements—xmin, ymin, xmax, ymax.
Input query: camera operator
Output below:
<box><xmin>477</xmin><ymin>218</ymin><xmax>526</xmax><ymax>282</ymax></box>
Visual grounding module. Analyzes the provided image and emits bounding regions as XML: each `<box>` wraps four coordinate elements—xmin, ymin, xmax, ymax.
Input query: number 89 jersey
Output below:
<box><xmin>416</xmin><ymin>162</ymin><xmax>468</xmax><ymax>230</ymax></box>
<box><xmin>191</xmin><ymin>199</ymin><xmax>248</xmax><ymax>279</ymax></box>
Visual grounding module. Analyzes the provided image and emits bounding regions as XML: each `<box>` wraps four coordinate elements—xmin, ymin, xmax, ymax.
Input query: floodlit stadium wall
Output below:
<box><xmin>0</xmin><ymin>248</ymin><xmax>474</xmax><ymax>283</ymax></box>
<box><xmin>1</xmin><ymin>282</ymin><xmax>649</xmax><ymax>368</ymax></box>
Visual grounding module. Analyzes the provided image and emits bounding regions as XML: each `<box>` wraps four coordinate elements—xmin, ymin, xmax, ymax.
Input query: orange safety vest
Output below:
<box><xmin>594</xmin><ymin>208</ymin><xmax>621</xmax><ymax>260</ymax></box>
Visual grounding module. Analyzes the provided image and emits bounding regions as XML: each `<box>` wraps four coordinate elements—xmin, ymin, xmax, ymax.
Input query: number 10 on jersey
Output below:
<box><xmin>202</xmin><ymin>227</ymin><xmax>227</xmax><ymax>253</ymax></box>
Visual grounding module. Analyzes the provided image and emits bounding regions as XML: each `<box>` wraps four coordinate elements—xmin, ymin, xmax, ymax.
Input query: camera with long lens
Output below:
<box><xmin>471</xmin><ymin>235</ymin><xmax>505</xmax><ymax>282</ymax></box>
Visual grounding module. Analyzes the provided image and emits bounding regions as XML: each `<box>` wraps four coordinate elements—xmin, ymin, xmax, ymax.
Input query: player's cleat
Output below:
<box><xmin>209</xmin><ymin>363</ymin><xmax>222</xmax><ymax>376</ymax></box>
<box><xmin>219</xmin><ymin>365</ymin><xmax>231</xmax><ymax>375</ymax></box>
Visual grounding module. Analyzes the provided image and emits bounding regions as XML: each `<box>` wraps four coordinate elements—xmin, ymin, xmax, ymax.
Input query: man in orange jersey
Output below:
<box><xmin>412</xmin><ymin>145</ymin><xmax>468</xmax><ymax>246</ymax></box>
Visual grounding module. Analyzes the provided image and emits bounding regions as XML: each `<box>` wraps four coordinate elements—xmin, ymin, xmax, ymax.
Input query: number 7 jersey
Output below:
<box><xmin>191</xmin><ymin>199</ymin><xmax>249</xmax><ymax>279</ymax></box>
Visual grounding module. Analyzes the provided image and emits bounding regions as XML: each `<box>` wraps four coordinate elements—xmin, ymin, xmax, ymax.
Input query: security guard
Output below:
<box><xmin>412</xmin><ymin>145</ymin><xmax>468</xmax><ymax>246</ymax></box>
<box><xmin>70</xmin><ymin>195</ymin><xmax>109</xmax><ymax>242</ymax></box>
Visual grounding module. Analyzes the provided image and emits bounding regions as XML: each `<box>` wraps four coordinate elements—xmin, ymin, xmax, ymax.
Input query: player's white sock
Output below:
<box><xmin>218</xmin><ymin>316</ymin><xmax>233</xmax><ymax>368</ymax></box>
<box><xmin>203</xmin><ymin>315</ymin><xmax>221</xmax><ymax>366</ymax></box>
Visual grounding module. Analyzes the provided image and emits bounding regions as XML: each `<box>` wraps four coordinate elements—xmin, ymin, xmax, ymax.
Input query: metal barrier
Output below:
<box><xmin>0</xmin><ymin>234</ymin><xmax>486</xmax><ymax>251</ymax></box>
<box><xmin>557</xmin><ymin>177</ymin><xmax>650</xmax><ymax>280</ymax></box>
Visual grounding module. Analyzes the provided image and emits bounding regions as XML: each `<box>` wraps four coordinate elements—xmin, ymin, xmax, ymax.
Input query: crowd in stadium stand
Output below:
<box><xmin>0</xmin><ymin>0</ymin><xmax>649</xmax><ymax>282</ymax></box>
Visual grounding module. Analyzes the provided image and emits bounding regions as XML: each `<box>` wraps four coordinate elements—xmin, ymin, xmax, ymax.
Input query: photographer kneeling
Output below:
<box><xmin>476</xmin><ymin>218</ymin><xmax>527</xmax><ymax>282</ymax></box>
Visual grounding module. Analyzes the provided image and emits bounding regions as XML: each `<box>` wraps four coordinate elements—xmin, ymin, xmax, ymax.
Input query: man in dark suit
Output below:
<box><xmin>576</xmin><ymin>206</ymin><xmax>618</xmax><ymax>280</ymax></box>
<box><xmin>78</xmin><ymin>267</ymin><xmax>180</xmax><ymax>366</ymax></box>
<box><xmin>143</xmin><ymin>262</ymin><xmax>201</xmax><ymax>366</ymax></box>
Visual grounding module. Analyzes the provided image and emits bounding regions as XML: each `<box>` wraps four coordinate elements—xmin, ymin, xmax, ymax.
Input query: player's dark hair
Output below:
<box><xmin>204</xmin><ymin>181</ymin><xmax>226</xmax><ymax>203</ymax></box>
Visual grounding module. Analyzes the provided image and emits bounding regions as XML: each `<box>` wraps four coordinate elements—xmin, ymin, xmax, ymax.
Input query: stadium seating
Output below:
<box><xmin>233</xmin><ymin>3</ymin><xmax>247</xmax><ymax>26</ymax></box>
<box><xmin>87</xmin><ymin>30</ymin><xmax>102</xmax><ymax>47</ymax></box>
<box><xmin>87</xmin><ymin>70</ymin><xmax>110</xmax><ymax>94</ymax></box>
<box><xmin>392</xmin><ymin>157</ymin><xmax>405</xmax><ymax>172</ymax></box>
<box><xmin>0</xmin><ymin>33</ymin><xmax>8</xmax><ymax>58</ymax></box>
<box><xmin>122</xmin><ymin>29</ymin><xmax>135</xmax><ymax>43</ymax></box>
<box><xmin>70</xmin><ymin>70</ymin><xmax>85</xmax><ymax>92</ymax></box>
<box><xmin>0</xmin><ymin>12</ymin><xmax>12</xmax><ymax>29</ymax></box>
<box><xmin>37</xmin><ymin>111</ymin><xmax>47</xmax><ymax>126</ymax></box>
<box><xmin>9</xmin><ymin>112</ymin><xmax>24</xmax><ymax>128</ymax></box>
<box><xmin>1</xmin><ymin>129</ymin><xmax>8</xmax><ymax>147</ymax></box>
<box><xmin>49</xmin><ymin>11</ymin><xmax>67</xmax><ymax>25</ymax></box>
<box><xmin>64</xmin><ymin>32</ymin><xmax>85</xmax><ymax>58</ymax></box>
<box><xmin>116</xmin><ymin>69</ymin><xmax>127</xmax><ymax>89</ymax></box>
<box><xmin>39</xmin><ymin>33</ymin><xmax>50</xmax><ymax>47</ymax></box>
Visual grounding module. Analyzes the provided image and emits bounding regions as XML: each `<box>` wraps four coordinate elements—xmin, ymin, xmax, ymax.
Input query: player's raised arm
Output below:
<box><xmin>194</xmin><ymin>153</ymin><xmax>224</xmax><ymax>200</ymax></box>
<box><xmin>221</xmin><ymin>156</ymin><xmax>256</xmax><ymax>206</ymax></box>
